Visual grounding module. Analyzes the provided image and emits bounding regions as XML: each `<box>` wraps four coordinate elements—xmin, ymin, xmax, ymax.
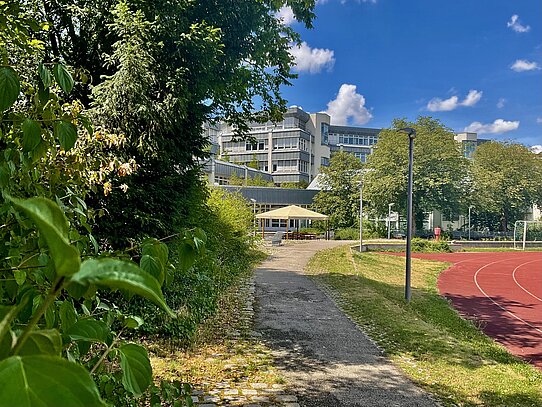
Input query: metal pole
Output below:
<box><xmin>468</xmin><ymin>206</ymin><xmax>471</xmax><ymax>241</ymax></box>
<box><xmin>359</xmin><ymin>182</ymin><xmax>363</xmax><ymax>252</ymax></box>
<box><xmin>401</xmin><ymin>128</ymin><xmax>416</xmax><ymax>303</ymax></box>
<box><xmin>522</xmin><ymin>221</ymin><xmax>527</xmax><ymax>251</ymax></box>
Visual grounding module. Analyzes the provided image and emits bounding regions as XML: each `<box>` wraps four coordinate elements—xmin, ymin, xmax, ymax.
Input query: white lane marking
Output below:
<box><xmin>474</xmin><ymin>259</ymin><xmax>542</xmax><ymax>336</ymax></box>
<box><xmin>512</xmin><ymin>259</ymin><xmax>542</xmax><ymax>303</ymax></box>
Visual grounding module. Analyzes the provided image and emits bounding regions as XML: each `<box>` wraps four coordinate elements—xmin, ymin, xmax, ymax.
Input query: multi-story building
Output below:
<box><xmin>454</xmin><ymin>132</ymin><xmax>489</xmax><ymax>158</ymax></box>
<box><xmin>215</xmin><ymin>107</ymin><xmax>382</xmax><ymax>185</ymax></box>
<box><xmin>328</xmin><ymin>125</ymin><xmax>380</xmax><ymax>163</ymax></box>
<box><xmin>217</xmin><ymin>107</ymin><xmax>330</xmax><ymax>185</ymax></box>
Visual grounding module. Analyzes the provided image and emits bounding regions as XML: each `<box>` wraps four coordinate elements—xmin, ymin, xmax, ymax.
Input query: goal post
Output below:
<box><xmin>513</xmin><ymin>220</ymin><xmax>542</xmax><ymax>250</ymax></box>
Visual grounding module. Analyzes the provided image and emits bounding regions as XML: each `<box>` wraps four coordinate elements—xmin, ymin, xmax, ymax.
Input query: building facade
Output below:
<box><xmin>217</xmin><ymin>107</ymin><xmax>330</xmax><ymax>185</ymax></box>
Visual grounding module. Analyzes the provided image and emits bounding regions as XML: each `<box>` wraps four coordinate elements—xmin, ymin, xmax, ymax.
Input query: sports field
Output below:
<box><xmin>413</xmin><ymin>251</ymin><xmax>542</xmax><ymax>369</ymax></box>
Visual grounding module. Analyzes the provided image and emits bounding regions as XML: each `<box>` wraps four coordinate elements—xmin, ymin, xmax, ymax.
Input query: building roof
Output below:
<box><xmin>256</xmin><ymin>205</ymin><xmax>328</xmax><ymax>220</ymax></box>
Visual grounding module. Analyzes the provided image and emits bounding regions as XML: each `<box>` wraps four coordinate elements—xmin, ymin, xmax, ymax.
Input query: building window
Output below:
<box><xmin>321</xmin><ymin>123</ymin><xmax>329</xmax><ymax>145</ymax></box>
<box><xmin>273</xmin><ymin>137</ymin><xmax>298</xmax><ymax>150</ymax></box>
<box><xmin>321</xmin><ymin>157</ymin><xmax>329</xmax><ymax>167</ymax></box>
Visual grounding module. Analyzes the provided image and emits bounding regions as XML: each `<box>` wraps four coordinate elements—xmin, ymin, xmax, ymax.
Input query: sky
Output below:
<box><xmin>278</xmin><ymin>0</ymin><xmax>542</xmax><ymax>150</ymax></box>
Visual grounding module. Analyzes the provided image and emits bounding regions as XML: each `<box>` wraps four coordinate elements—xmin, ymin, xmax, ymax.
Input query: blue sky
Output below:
<box><xmin>279</xmin><ymin>0</ymin><xmax>542</xmax><ymax>150</ymax></box>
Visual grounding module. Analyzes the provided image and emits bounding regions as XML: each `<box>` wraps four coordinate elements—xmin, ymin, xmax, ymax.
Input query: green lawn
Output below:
<box><xmin>306</xmin><ymin>246</ymin><xmax>542</xmax><ymax>407</ymax></box>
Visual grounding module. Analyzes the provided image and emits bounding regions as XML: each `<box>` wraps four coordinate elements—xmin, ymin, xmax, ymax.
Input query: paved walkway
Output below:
<box><xmin>254</xmin><ymin>241</ymin><xmax>438</xmax><ymax>407</ymax></box>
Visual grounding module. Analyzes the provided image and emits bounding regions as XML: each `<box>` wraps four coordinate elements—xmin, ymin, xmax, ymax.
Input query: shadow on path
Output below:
<box><xmin>253</xmin><ymin>242</ymin><xmax>438</xmax><ymax>407</ymax></box>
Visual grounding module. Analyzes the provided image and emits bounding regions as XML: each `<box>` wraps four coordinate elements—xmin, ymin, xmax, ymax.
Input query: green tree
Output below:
<box><xmin>313</xmin><ymin>151</ymin><xmax>363</xmax><ymax>228</ymax></box>
<box><xmin>471</xmin><ymin>141</ymin><xmax>542</xmax><ymax>231</ymax></box>
<box><xmin>363</xmin><ymin>117</ymin><xmax>467</xmax><ymax>230</ymax></box>
<box><xmin>37</xmin><ymin>0</ymin><xmax>316</xmax><ymax>247</ymax></box>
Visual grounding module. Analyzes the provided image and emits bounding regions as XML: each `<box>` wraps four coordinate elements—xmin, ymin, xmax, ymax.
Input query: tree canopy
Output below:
<box><xmin>313</xmin><ymin>151</ymin><xmax>364</xmax><ymax>229</ymax></box>
<box><xmin>470</xmin><ymin>141</ymin><xmax>542</xmax><ymax>231</ymax></box>
<box><xmin>363</xmin><ymin>117</ymin><xmax>467</xmax><ymax>229</ymax></box>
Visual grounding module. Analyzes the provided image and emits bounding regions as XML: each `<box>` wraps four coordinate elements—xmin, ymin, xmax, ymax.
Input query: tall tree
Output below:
<box><xmin>471</xmin><ymin>141</ymin><xmax>542</xmax><ymax>231</ymax></box>
<box><xmin>363</xmin><ymin>117</ymin><xmax>467</xmax><ymax>230</ymax></box>
<box><xmin>34</xmin><ymin>0</ymin><xmax>316</xmax><ymax>245</ymax></box>
<box><xmin>313</xmin><ymin>151</ymin><xmax>364</xmax><ymax>229</ymax></box>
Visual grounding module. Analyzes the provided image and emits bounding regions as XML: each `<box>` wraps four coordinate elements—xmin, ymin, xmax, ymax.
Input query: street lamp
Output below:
<box><xmin>399</xmin><ymin>127</ymin><xmax>416</xmax><ymax>303</ymax></box>
<box><xmin>388</xmin><ymin>203</ymin><xmax>395</xmax><ymax>240</ymax></box>
<box><xmin>250</xmin><ymin>198</ymin><xmax>257</xmax><ymax>236</ymax></box>
<box><xmin>360</xmin><ymin>181</ymin><xmax>364</xmax><ymax>252</ymax></box>
<box><xmin>468</xmin><ymin>205</ymin><xmax>474</xmax><ymax>240</ymax></box>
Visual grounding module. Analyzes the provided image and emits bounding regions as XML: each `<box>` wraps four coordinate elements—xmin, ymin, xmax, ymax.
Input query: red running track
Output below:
<box><xmin>410</xmin><ymin>251</ymin><xmax>542</xmax><ymax>369</ymax></box>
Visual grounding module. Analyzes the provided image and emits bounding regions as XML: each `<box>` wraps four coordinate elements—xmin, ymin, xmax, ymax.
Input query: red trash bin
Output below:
<box><xmin>434</xmin><ymin>227</ymin><xmax>441</xmax><ymax>241</ymax></box>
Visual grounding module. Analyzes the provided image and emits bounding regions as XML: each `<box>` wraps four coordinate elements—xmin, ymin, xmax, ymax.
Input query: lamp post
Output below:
<box><xmin>400</xmin><ymin>127</ymin><xmax>416</xmax><ymax>303</ymax></box>
<box><xmin>250</xmin><ymin>198</ymin><xmax>257</xmax><ymax>236</ymax></box>
<box><xmin>468</xmin><ymin>205</ymin><xmax>474</xmax><ymax>240</ymax></box>
<box><xmin>388</xmin><ymin>203</ymin><xmax>395</xmax><ymax>240</ymax></box>
<box><xmin>360</xmin><ymin>181</ymin><xmax>363</xmax><ymax>252</ymax></box>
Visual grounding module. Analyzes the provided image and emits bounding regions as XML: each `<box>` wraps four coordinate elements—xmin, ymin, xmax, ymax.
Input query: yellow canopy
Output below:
<box><xmin>256</xmin><ymin>205</ymin><xmax>328</xmax><ymax>220</ymax></box>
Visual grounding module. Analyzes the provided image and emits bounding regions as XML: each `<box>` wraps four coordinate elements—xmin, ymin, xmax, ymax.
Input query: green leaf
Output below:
<box><xmin>72</xmin><ymin>259</ymin><xmax>175</xmax><ymax>317</ymax></box>
<box><xmin>59</xmin><ymin>300</ymin><xmax>78</xmax><ymax>332</ymax></box>
<box><xmin>53</xmin><ymin>63</ymin><xmax>74</xmax><ymax>94</ymax></box>
<box><xmin>0</xmin><ymin>330</ymin><xmax>14</xmax><ymax>360</ymax></box>
<box><xmin>55</xmin><ymin>121</ymin><xmax>77</xmax><ymax>151</ymax></box>
<box><xmin>38</xmin><ymin>63</ymin><xmax>52</xmax><ymax>88</ymax></box>
<box><xmin>21</xmin><ymin>119</ymin><xmax>42</xmax><ymax>152</ymax></box>
<box><xmin>123</xmin><ymin>316</ymin><xmax>144</xmax><ymax>329</ymax></box>
<box><xmin>17</xmin><ymin>330</ymin><xmax>62</xmax><ymax>357</ymax></box>
<box><xmin>8</xmin><ymin>197</ymin><xmax>81</xmax><ymax>276</ymax></box>
<box><xmin>0</xmin><ymin>355</ymin><xmax>106</xmax><ymax>407</ymax></box>
<box><xmin>142</xmin><ymin>239</ymin><xmax>168</xmax><ymax>268</ymax></box>
<box><xmin>13</xmin><ymin>270</ymin><xmax>26</xmax><ymax>286</ymax></box>
<box><xmin>67</xmin><ymin>319</ymin><xmax>110</xmax><ymax>344</ymax></box>
<box><xmin>140</xmin><ymin>255</ymin><xmax>164</xmax><ymax>285</ymax></box>
<box><xmin>119</xmin><ymin>344</ymin><xmax>152</xmax><ymax>397</ymax></box>
<box><xmin>0</xmin><ymin>66</ymin><xmax>20</xmax><ymax>111</ymax></box>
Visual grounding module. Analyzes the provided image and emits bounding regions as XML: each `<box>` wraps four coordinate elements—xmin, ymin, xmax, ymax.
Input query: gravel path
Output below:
<box><xmin>253</xmin><ymin>240</ymin><xmax>438</xmax><ymax>407</ymax></box>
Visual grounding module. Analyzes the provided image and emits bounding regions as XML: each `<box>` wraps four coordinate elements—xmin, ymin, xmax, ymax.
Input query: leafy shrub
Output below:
<box><xmin>334</xmin><ymin>227</ymin><xmax>359</xmax><ymax>240</ymax></box>
<box><xmin>411</xmin><ymin>238</ymin><xmax>451</xmax><ymax>253</ymax></box>
<box><xmin>121</xmin><ymin>187</ymin><xmax>258</xmax><ymax>343</ymax></box>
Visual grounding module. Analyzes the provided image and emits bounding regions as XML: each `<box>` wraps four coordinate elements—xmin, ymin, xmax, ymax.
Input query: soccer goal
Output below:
<box><xmin>513</xmin><ymin>220</ymin><xmax>542</xmax><ymax>250</ymax></box>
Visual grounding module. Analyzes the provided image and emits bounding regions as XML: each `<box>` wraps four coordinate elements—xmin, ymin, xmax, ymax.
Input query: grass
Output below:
<box><xmin>147</xmin><ymin>261</ymin><xmax>284</xmax><ymax>392</ymax></box>
<box><xmin>306</xmin><ymin>246</ymin><xmax>542</xmax><ymax>407</ymax></box>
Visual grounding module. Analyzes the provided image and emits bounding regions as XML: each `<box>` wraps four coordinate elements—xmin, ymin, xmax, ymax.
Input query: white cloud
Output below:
<box><xmin>326</xmin><ymin>84</ymin><xmax>373</xmax><ymax>125</ymax></box>
<box><xmin>461</xmin><ymin>90</ymin><xmax>483</xmax><ymax>107</ymax></box>
<box><xmin>276</xmin><ymin>6</ymin><xmax>296</xmax><ymax>25</ymax></box>
<box><xmin>537</xmin><ymin>117</ymin><xmax>542</xmax><ymax>124</ymax></box>
<box><xmin>290</xmin><ymin>42</ymin><xmax>335</xmax><ymax>74</ymax></box>
<box><xmin>531</xmin><ymin>145</ymin><xmax>542</xmax><ymax>154</ymax></box>
<box><xmin>507</xmin><ymin>15</ymin><xmax>530</xmax><ymax>33</ymax></box>
<box><xmin>464</xmin><ymin>119</ymin><xmax>519</xmax><ymax>134</ymax></box>
<box><xmin>427</xmin><ymin>90</ymin><xmax>482</xmax><ymax>112</ymax></box>
<box><xmin>496</xmin><ymin>98</ymin><xmax>506</xmax><ymax>109</ymax></box>
<box><xmin>511</xmin><ymin>59</ymin><xmax>540</xmax><ymax>72</ymax></box>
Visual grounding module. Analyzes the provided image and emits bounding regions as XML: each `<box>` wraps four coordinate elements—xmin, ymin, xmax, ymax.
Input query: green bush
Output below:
<box><xmin>334</xmin><ymin>228</ymin><xmax>359</xmax><ymax>240</ymax></box>
<box><xmin>122</xmin><ymin>187</ymin><xmax>258</xmax><ymax>344</ymax></box>
<box><xmin>411</xmin><ymin>238</ymin><xmax>451</xmax><ymax>253</ymax></box>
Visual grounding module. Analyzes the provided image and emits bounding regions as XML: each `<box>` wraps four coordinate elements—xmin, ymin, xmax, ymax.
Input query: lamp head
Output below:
<box><xmin>399</xmin><ymin>127</ymin><xmax>416</xmax><ymax>139</ymax></box>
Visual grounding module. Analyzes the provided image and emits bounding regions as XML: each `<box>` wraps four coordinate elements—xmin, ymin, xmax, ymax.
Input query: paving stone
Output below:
<box><xmin>250</xmin><ymin>396</ymin><xmax>269</xmax><ymax>403</ymax></box>
<box><xmin>283</xmin><ymin>404</ymin><xmax>300</xmax><ymax>407</ymax></box>
<box><xmin>241</xmin><ymin>389</ymin><xmax>258</xmax><ymax>396</ymax></box>
<box><xmin>203</xmin><ymin>396</ymin><xmax>220</xmax><ymax>402</ymax></box>
<box><xmin>191</xmin><ymin>396</ymin><xmax>200</xmax><ymax>403</ymax></box>
<box><xmin>276</xmin><ymin>395</ymin><xmax>297</xmax><ymax>402</ymax></box>
<box><xmin>250</xmin><ymin>383</ymin><xmax>268</xmax><ymax>389</ymax></box>
<box><xmin>197</xmin><ymin>404</ymin><xmax>216</xmax><ymax>407</ymax></box>
<box><xmin>271</xmin><ymin>384</ymin><xmax>284</xmax><ymax>389</ymax></box>
<box><xmin>223</xmin><ymin>389</ymin><xmax>239</xmax><ymax>395</ymax></box>
<box><xmin>191</xmin><ymin>390</ymin><xmax>204</xmax><ymax>396</ymax></box>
